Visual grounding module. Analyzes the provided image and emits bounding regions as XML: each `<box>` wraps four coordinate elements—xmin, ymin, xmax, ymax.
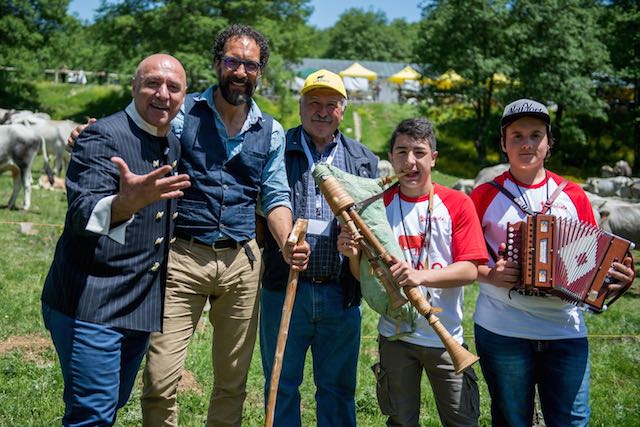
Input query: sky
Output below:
<box><xmin>67</xmin><ymin>0</ymin><xmax>423</xmax><ymax>28</ymax></box>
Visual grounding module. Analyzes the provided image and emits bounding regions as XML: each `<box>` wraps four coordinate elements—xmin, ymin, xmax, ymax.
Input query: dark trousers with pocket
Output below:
<box><xmin>374</xmin><ymin>335</ymin><xmax>479</xmax><ymax>427</ymax></box>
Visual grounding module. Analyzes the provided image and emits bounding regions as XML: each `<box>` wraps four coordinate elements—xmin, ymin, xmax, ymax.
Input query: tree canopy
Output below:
<box><xmin>0</xmin><ymin>0</ymin><xmax>636</xmax><ymax>171</ymax></box>
<box><xmin>324</xmin><ymin>8</ymin><xmax>418</xmax><ymax>62</ymax></box>
<box><xmin>414</xmin><ymin>0</ymin><xmax>623</xmax><ymax>167</ymax></box>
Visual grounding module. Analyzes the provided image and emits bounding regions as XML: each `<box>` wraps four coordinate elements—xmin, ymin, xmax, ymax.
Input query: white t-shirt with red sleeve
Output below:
<box><xmin>469</xmin><ymin>170</ymin><xmax>596</xmax><ymax>340</ymax></box>
<box><xmin>378</xmin><ymin>183</ymin><xmax>488</xmax><ymax>348</ymax></box>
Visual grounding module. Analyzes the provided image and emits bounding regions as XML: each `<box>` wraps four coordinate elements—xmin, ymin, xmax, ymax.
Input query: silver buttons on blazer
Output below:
<box><xmin>169</xmin><ymin>237</ymin><xmax>177</xmax><ymax>244</ymax></box>
<box><xmin>155</xmin><ymin>211</ymin><xmax>165</xmax><ymax>221</ymax></box>
<box><xmin>172</xmin><ymin>160</ymin><xmax>177</xmax><ymax>169</ymax></box>
<box><xmin>154</xmin><ymin>237</ymin><xmax>164</xmax><ymax>245</ymax></box>
<box><xmin>172</xmin><ymin>212</ymin><xmax>178</xmax><ymax>220</ymax></box>
<box><xmin>151</xmin><ymin>262</ymin><xmax>161</xmax><ymax>272</ymax></box>
<box><xmin>153</xmin><ymin>160</ymin><xmax>160</xmax><ymax>168</ymax></box>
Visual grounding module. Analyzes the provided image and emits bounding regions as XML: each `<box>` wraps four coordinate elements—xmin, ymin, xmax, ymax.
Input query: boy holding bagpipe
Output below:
<box><xmin>338</xmin><ymin>117</ymin><xmax>488</xmax><ymax>427</ymax></box>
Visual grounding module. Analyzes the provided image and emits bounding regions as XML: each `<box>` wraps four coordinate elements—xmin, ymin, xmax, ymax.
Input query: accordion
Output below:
<box><xmin>506</xmin><ymin>214</ymin><xmax>634</xmax><ymax>312</ymax></box>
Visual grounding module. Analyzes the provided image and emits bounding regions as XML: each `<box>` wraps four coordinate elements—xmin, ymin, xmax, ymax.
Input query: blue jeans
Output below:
<box><xmin>259</xmin><ymin>280</ymin><xmax>361</xmax><ymax>427</ymax></box>
<box><xmin>43</xmin><ymin>303</ymin><xmax>149</xmax><ymax>427</ymax></box>
<box><xmin>474</xmin><ymin>324</ymin><xmax>590</xmax><ymax>427</ymax></box>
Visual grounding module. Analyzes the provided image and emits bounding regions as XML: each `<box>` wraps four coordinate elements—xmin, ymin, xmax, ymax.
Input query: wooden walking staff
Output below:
<box><xmin>316</xmin><ymin>173</ymin><xmax>479</xmax><ymax>374</ymax></box>
<box><xmin>265</xmin><ymin>219</ymin><xmax>308</xmax><ymax>427</ymax></box>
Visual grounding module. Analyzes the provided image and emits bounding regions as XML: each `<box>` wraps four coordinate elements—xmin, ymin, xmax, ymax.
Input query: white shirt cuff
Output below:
<box><xmin>86</xmin><ymin>195</ymin><xmax>134</xmax><ymax>244</ymax></box>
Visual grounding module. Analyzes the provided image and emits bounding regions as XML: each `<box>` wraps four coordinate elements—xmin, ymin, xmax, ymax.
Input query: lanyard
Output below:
<box><xmin>300</xmin><ymin>132</ymin><xmax>339</xmax><ymax>172</ymax></box>
<box><xmin>301</xmin><ymin>132</ymin><xmax>340</xmax><ymax>216</ymax></box>
<box><xmin>398</xmin><ymin>185</ymin><xmax>435</xmax><ymax>270</ymax></box>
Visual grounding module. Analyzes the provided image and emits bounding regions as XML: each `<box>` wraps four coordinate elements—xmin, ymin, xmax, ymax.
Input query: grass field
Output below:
<box><xmin>0</xmin><ymin>170</ymin><xmax>639</xmax><ymax>426</ymax></box>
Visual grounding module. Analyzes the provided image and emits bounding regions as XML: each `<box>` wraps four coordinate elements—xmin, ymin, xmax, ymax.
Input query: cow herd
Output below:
<box><xmin>0</xmin><ymin>108</ymin><xmax>77</xmax><ymax>209</ymax></box>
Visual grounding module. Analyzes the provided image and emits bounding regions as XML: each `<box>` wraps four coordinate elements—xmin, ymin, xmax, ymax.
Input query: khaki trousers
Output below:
<box><xmin>141</xmin><ymin>237</ymin><xmax>261</xmax><ymax>427</ymax></box>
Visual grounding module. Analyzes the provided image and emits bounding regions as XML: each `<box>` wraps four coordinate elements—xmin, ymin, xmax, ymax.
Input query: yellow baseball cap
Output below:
<box><xmin>301</xmin><ymin>69</ymin><xmax>347</xmax><ymax>99</ymax></box>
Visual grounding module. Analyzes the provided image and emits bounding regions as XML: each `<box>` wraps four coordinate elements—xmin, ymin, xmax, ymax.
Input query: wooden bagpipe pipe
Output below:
<box><xmin>506</xmin><ymin>213</ymin><xmax>635</xmax><ymax>313</ymax></box>
<box><xmin>312</xmin><ymin>163</ymin><xmax>479</xmax><ymax>374</ymax></box>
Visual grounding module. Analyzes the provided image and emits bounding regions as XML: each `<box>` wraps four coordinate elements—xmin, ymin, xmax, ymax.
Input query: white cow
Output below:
<box><xmin>613</xmin><ymin>160</ymin><xmax>632</xmax><ymax>177</ymax></box>
<box><xmin>619</xmin><ymin>179</ymin><xmax>640</xmax><ymax>200</ymax></box>
<box><xmin>0</xmin><ymin>108</ymin><xmax>15</xmax><ymax>124</ymax></box>
<box><xmin>583</xmin><ymin>176</ymin><xmax>635</xmax><ymax>197</ymax></box>
<box><xmin>6</xmin><ymin>110</ymin><xmax>51</xmax><ymax>125</ymax></box>
<box><xmin>0</xmin><ymin>124</ymin><xmax>54</xmax><ymax>210</ymax></box>
<box><xmin>473</xmin><ymin>163</ymin><xmax>510</xmax><ymax>188</ymax></box>
<box><xmin>7</xmin><ymin>116</ymin><xmax>77</xmax><ymax>176</ymax></box>
<box><xmin>452</xmin><ymin>179</ymin><xmax>475</xmax><ymax>194</ymax></box>
<box><xmin>586</xmin><ymin>192</ymin><xmax>640</xmax><ymax>246</ymax></box>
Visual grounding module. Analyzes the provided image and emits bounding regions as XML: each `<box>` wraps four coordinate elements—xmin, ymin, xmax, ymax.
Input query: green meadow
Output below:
<box><xmin>1</xmin><ymin>168</ymin><xmax>638</xmax><ymax>426</ymax></box>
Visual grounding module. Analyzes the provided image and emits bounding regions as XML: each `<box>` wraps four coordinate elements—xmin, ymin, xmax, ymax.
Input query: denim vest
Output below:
<box><xmin>261</xmin><ymin>125</ymin><xmax>378</xmax><ymax>307</ymax></box>
<box><xmin>175</xmin><ymin>93</ymin><xmax>273</xmax><ymax>244</ymax></box>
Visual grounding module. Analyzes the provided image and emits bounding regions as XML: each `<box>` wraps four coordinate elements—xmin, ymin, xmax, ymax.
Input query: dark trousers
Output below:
<box><xmin>43</xmin><ymin>303</ymin><xmax>149</xmax><ymax>427</ymax></box>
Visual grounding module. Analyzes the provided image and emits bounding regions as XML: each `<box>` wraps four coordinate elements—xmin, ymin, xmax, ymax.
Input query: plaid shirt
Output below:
<box><xmin>300</xmin><ymin>131</ymin><xmax>346</xmax><ymax>279</ymax></box>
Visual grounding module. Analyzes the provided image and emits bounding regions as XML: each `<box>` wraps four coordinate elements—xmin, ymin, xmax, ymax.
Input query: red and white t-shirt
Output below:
<box><xmin>470</xmin><ymin>170</ymin><xmax>596</xmax><ymax>339</ymax></box>
<box><xmin>378</xmin><ymin>183</ymin><xmax>488</xmax><ymax>348</ymax></box>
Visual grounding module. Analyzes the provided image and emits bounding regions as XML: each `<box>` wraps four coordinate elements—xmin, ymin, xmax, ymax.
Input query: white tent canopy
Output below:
<box><xmin>342</xmin><ymin>76</ymin><xmax>369</xmax><ymax>92</ymax></box>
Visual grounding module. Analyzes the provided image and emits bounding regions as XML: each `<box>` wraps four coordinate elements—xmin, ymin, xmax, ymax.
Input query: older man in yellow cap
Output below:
<box><xmin>259</xmin><ymin>70</ymin><xmax>378</xmax><ymax>426</ymax></box>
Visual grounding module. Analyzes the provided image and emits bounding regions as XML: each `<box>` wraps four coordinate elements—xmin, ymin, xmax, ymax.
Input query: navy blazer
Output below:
<box><xmin>42</xmin><ymin>111</ymin><xmax>180</xmax><ymax>332</ymax></box>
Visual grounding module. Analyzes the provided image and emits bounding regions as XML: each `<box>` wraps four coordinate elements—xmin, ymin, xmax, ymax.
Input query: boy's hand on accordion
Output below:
<box><xmin>606</xmin><ymin>256</ymin><xmax>635</xmax><ymax>295</ymax></box>
<box><xmin>480</xmin><ymin>243</ymin><xmax>520</xmax><ymax>289</ymax></box>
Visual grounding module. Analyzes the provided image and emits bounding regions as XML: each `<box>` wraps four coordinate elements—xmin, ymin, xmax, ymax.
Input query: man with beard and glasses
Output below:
<box><xmin>259</xmin><ymin>70</ymin><xmax>378</xmax><ymax>427</ymax></box>
<box><xmin>66</xmin><ymin>25</ymin><xmax>308</xmax><ymax>427</ymax></box>
<box><xmin>135</xmin><ymin>25</ymin><xmax>308</xmax><ymax>426</ymax></box>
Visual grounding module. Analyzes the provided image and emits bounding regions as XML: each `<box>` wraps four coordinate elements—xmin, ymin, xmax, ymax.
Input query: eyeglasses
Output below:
<box><xmin>222</xmin><ymin>56</ymin><xmax>261</xmax><ymax>74</ymax></box>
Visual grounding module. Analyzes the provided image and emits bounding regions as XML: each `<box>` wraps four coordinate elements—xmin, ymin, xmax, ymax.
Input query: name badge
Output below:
<box><xmin>307</xmin><ymin>219</ymin><xmax>331</xmax><ymax>237</ymax></box>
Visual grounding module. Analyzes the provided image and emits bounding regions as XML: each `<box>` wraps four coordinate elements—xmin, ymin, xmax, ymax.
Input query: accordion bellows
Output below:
<box><xmin>507</xmin><ymin>214</ymin><xmax>634</xmax><ymax>312</ymax></box>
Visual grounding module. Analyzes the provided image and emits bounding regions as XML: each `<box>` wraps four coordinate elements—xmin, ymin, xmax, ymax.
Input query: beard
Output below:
<box><xmin>219</xmin><ymin>74</ymin><xmax>255</xmax><ymax>106</ymax></box>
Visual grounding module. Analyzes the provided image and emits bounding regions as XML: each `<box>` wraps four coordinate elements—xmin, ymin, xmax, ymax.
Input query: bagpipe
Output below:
<box><xmin>506</xmin><ymin>213</ymin><xmax>635</xmax><ymax>312</ymax></box>
<box><xmin>312</xmin><ymin>163</ymin><xmax>478</xmax><ymax>374</ymax></box>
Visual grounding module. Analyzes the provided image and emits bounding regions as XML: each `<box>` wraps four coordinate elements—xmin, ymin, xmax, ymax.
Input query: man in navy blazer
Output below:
<box><xmin>41</xmin><ymin>54</ymin><xmax>191</xmax><ymax>426</ymax></box>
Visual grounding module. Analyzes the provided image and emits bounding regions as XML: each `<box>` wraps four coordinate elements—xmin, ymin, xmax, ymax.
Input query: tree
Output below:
<box><xmin>602</xmin><ymin>0</ymin><xmax>640</xmax><ymax>173</ymax></box>
<box><xmin>325</xmin><ymin>8</ymin><xmax>418</xmax><ymax>62</ymax></box>
<box><xmin>386</xmin><ymin>19</ymin><xmax>419</xmax><ymax>63</ymax></box>
<box><xmin>415</xmin><ymin>0</ymin><xmax>510</xmax><ymax>163</ymax></box>
<box><xmin>295</xmin><ymin>26</ymin><xmax>332</xmax><ymax>59</ymax></box>
<box><xmin>0</xmin><ymin>0</ymin><xmax>97</xmax><ymax>109</ymax></box>
<box><xmin>506</xmin><ymin>0</ymin><xmax>610</xmax><ymax>164</ymax></box>
<box><xmin>90</xmin><ymin>0</ymin><xmax>312</xmax><ymax>90</ymax></box>
<box><xmin>0</xmin><ymin>0</ymin><xmax>73</xmax><ymax>77</ymax></box>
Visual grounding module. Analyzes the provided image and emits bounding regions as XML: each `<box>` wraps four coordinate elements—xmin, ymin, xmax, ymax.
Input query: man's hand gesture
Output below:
<box><xmin>110</xmin><ymin>156</ymin><xmax>190</xmax><ymax>223</ymax></box>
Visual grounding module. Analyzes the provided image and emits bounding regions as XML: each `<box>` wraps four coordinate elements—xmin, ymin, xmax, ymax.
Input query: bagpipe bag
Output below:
<box><xmin>312</xmin><ymin>163</ymin><xmax>419</xmax><ymax>332</ymax></box>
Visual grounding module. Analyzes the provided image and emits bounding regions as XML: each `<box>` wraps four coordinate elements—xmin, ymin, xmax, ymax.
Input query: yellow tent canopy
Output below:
<box><xmin>387</xmin><ymin>66</ymin><xmax>421</xmax><ymax>84</ymax></box>
<box><xmin>339</xmin><ymin>62</ymin><xmax>377</xmax><ymax>81</ymax></box>
<box><xmin>492</xmin><ymin>72</ymin><xmax>509</xmax><ymax>84</ymax></box>
<box><xmin>424</xmin><ymin>69</ymin><xmax>465</xmax><ymax>90</ymax></box>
